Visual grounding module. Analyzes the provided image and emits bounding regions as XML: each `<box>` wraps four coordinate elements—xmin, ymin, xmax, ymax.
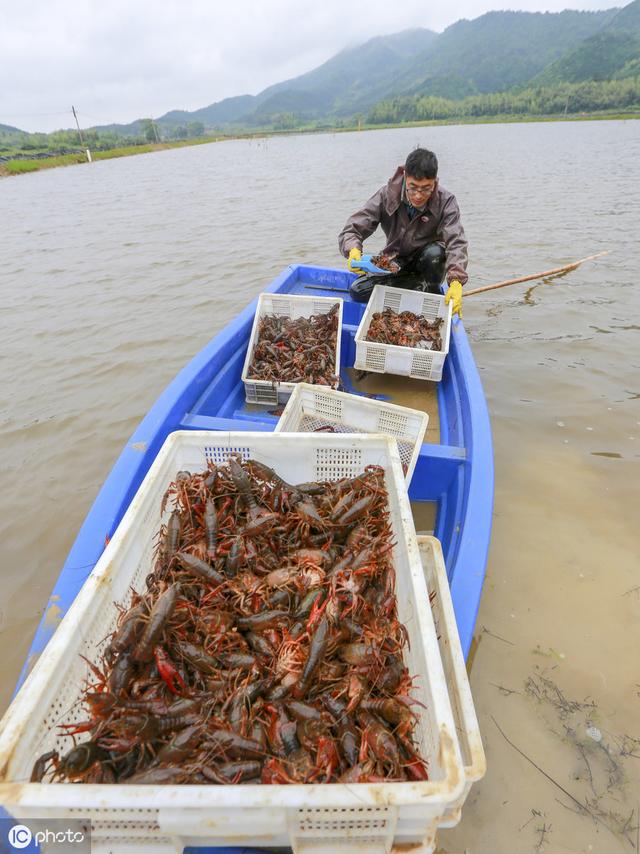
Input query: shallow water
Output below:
<box><xmin>1</xmin><ymin>121</ymin><xmax>639</xmax><ymax>852</ymax></box>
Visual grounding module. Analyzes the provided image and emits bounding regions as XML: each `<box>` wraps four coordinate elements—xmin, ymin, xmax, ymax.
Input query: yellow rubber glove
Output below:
<box><xmin>445</xmin><ymin>279</ymin><xmax>463</xmax><ymax>318</ymax></box>
<box><xmin>348</xmin><ymin>247</ymin><xmax>364</xmax><ymax>274</ymax></box>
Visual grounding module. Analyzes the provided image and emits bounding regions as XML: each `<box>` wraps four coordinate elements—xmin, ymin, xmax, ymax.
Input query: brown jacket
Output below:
<box><xmin>338</xmin><ymin>166</ymin><xmax>468</xmax><ymax>285</ymax></box>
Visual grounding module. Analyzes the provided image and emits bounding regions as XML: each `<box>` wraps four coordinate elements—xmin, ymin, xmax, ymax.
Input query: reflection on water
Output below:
<box><xmin>1</xmin><ymin>120</ymin><xmax>639</xmax><ymax>852</ymax></box>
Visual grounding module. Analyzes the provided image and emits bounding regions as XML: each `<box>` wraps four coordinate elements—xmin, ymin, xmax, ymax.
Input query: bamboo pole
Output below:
<box><xmin>465</xmin><ymin>250</ymin><xmax>609</xmax><ymax>297</ymax></box>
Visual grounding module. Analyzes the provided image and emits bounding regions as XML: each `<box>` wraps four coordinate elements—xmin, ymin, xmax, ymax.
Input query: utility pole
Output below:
<box><xmin>72</xmin><ymin>105</ymin><xmax>92</xmax><ymax>162</ymax></box>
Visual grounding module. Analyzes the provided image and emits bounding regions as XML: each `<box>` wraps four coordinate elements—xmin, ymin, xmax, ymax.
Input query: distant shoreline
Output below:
<box><xmin>2</xmin><ymin>111</ymin><xmax>638</xmax><ymax>177</ymax></box>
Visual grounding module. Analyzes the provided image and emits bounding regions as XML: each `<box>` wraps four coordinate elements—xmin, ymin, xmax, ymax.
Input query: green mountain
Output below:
<box><xmin>0</xmin><ymin>123</ymin><xmax>23</xmax><ymax>134</ymax></box>
<box><xmin>71</xmin><ymin>0</ymin><xmax>639</xmax><ymax>137</ymax></box>
<box><xmin>532</xmin><ymin>30</ymin><xmax>640</xmax><ymax>85</ymax></box>
<box><xmin>392</xmin><ymin>9</ymin><xmax>618</xmax><ymax>98</ymax></box>
<box><xmin>156</xmin><ymin>28</ymin><xmax>439</xmax><ymax>129</ymax></box>
<box><xmin>160</xmin><ymin>94</ymin><xmax>256</xmax><ymax>127</ymax></box>
<box><xmin>252</xmin><ymin>29</ymin><xmax>439</xmax><ymax>119</ymax></box>
<box><xmin>606</xmin><ymin>0</ymin><xmax>640</xmax><ymax>30</ymax></box>
<box><xmin>530</xmin><ymin>0</ymin><xmax>640</xmax><ymax>86</ymax></box>
<box><xmin>171</xmin><ymin>7</ymin><xmax>621</xmax><ymax>127</ymax></box>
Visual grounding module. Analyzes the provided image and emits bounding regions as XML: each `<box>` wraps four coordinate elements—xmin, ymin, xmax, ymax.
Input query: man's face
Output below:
<box><xmin>405</xmin><ymin>175</ymin><xmax>436</xmax><ymax>204</ymax></box>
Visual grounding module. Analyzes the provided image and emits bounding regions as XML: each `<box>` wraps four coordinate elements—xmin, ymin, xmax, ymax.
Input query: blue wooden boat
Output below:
<box><xmin>12</xmin><ymin>264</ymin><xmax>493</xmax><ymax>853</ymax></box>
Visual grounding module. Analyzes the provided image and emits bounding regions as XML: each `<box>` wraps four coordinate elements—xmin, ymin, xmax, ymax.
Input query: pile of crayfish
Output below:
<box><xmin>371</xmin><ymin>254</ymin><xmax>400</xmax><ymax>273</ymax></box>
<box><xmin>32</xmin><ymin>456</ymin><xmax>429</xmax><ymax>786</ymax></box>
<box><xmin>365</xmin><ymin>308</ymin><xmax>444</xmax><ymax>351</ymax></box>
<box><xmin>247</xmin><ymin>303</ymin><xmax>341</xmax><ymax>388</ymax></box>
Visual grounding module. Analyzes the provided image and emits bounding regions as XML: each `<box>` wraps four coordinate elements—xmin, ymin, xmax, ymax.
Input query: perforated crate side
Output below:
<box><xmin>362</xmin><ymin>342</ymin><xmax>387</xmax><ymax>373</ymax></box>
<box><xmin>309</xmin><ymin>390</ymin><xmax>344</xmax><ymax>423</ymax></box>
<box><xmin>313</xmin><ymin>445</ymin><xmax>364</xmax><ymax>481</ymax></box>
<box><xmin>419</xmin><ymin>536</ymin><xmax>486</xmax><ymax>828</ymax></box>
<box><xmin>381</xmin><ymin>288</ymin><xmax>402</xmax><ymax>314</ymax></box>
<box><xmin>290</xmin><ymin>806</ymin><xmax>397</xmax><ymax>853</ymax></box>
<box><xmin>241</xmin><ymin>293</ymin><xmax>343</xmax><ymax>405</ymax></box>
<box><xmin>354</xmin><ymin>285</ymin><xmax>451</xmax><ymax>382</ymax></box>
<box><xmin>244</xmin><ymin>379</ymin><xmax>279</xmax><ymax>406</ymax></box>
<box><xmin>0</xmin><ymin>433</ymin><xmax>463</xmax><ymax>852</ymax></box>
<box><xmin>274</xmin><ymin>384</ymin><xmax>428</xmax><ymax>484</ymax></box>
<box><xmin>410</xmin><ymin>349</ymin><xmax>437</xmax><ymax>380</ymax></box>
<box><xmin>376</xmin><ymin>406</ymin><xmax>410</xmax><ymax>437</ymax></box>
<box><xmin>203</xmin><ymin>444</ymin><xmax>251</xmax><ymax>465</ymax></box>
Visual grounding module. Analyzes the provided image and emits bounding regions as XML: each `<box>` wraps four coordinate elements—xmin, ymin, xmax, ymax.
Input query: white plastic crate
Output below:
<box><xmin>354</xmin><ymin>285</ymin><xmax>452</xmax><ymax>382</ymax></box>
<box><xmin>0</xmin><ymin>432</ymin><xmax>464</xmax><ymax>854</ymax></box>
<box><xmin>242</xmin><ymin>293</ymin><xmax>344</xmax><ymax>406</ymax></box>
<box><xmin>274</xmin><ymin>383</ymin><xmax>428</xmax><ymax>485</ymax></box>
<box><xmin>418</xmin><ymin>536</ymin><xmax>486</xmax><ymax>829</ymax></box>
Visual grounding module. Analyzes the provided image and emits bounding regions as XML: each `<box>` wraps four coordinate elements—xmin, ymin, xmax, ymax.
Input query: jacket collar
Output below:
<box><xmin>386</xmin><ymin>166</ymin><xmax>439</xmax><ymax>217</ymax></box>
<box><xmin>386</xmin><ymin>167</ymin><xmax>406</xmax><ymax>215</ymax></box>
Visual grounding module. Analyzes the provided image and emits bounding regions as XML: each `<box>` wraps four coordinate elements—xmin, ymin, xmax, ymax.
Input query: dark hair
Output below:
<box><xmin>405</xmin><ymin>148</ymin><xmax>438</xmax><ymax>180</ymax></box>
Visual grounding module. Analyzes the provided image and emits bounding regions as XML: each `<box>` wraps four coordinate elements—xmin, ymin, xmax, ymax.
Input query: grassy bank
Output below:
<box><xmin>2</xmin><ymin>110</ymin><xmax>639</xmax><ymax>177</ymax></box>
<box><xmin>0</xmin><ymin>136</ymin><xmax>222</xmax><ymax>177</ymax></box>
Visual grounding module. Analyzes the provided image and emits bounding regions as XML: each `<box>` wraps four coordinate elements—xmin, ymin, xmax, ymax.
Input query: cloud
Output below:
<box><xmin>0</xmin><ymin>0</ymin><xmax>620</xmax><ymax>133</ymax></box>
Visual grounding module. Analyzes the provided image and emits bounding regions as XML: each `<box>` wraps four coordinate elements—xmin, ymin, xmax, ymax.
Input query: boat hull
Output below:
<box><xmin>15</xmin><ymin>264</ymin><xmax>493</xmax><ymax>694</ymax></box>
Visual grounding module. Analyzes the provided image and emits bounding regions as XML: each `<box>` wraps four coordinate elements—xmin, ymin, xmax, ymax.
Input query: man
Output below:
<box><xmin>338</xmin><ymin>148</ymin><xmax>467</xmax><ymax>316</ymax></box>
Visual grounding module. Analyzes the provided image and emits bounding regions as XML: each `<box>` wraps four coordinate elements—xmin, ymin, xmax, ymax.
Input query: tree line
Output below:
<box><xmin>0</xmin><ymin>120</ymin><xmax>207</xmax><ymax>156</ymax></box>
<box><xmin>367</xmin><ymin>77</ymin><xmax>640</xmax><ymax>123</ymax></box>
<box><xmin>3</xmin><ymin>75</ymin><xmax>638</xmax><ymax>159</ymax></box>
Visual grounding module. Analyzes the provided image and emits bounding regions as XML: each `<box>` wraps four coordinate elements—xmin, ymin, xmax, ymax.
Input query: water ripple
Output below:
<box><xmin>1</xmin><ymin>120</ymin><xmax>639</xmax><ymax>724</ymax></box>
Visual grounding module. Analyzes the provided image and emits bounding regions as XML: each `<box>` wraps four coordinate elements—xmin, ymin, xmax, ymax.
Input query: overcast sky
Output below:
<box><xmin>1</xmin><ymin>0</ymin><xmax>622</xmax><ymax>133</ymax></box>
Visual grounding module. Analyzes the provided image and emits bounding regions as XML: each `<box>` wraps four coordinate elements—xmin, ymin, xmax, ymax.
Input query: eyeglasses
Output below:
<box><xmin>406</xmin><ymin>181</ymin><xmax>436</xmax><ymax>197</ymax></box>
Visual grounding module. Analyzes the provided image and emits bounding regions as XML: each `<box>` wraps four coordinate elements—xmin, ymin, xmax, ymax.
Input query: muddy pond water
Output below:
<box><xmin>1</xmin><ymin>120</ymin><xmax>638</xmax><ymax>853</ymax></box>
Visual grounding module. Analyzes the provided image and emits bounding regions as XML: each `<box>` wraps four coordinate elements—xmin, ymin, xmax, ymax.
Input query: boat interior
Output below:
<box><xmin>181</xmin><ymin>268</ymin><xmax>446</xmax><ymax>535</ymax></box>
